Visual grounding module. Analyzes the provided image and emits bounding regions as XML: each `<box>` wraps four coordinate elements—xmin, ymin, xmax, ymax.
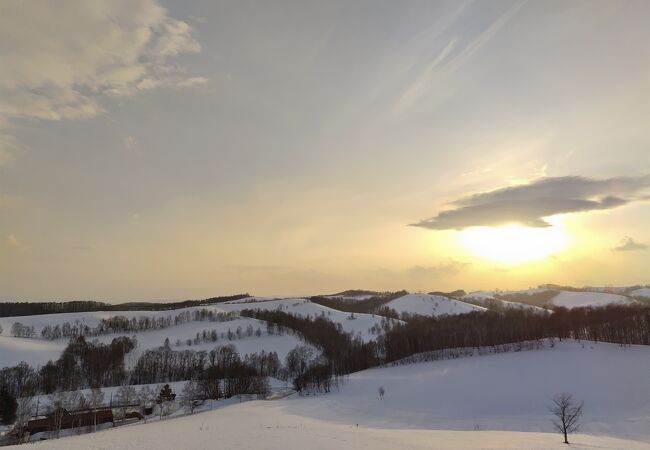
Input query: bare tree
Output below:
<box><xmin>66</xmin><ymin>390</ymin><xmax>80</xmax><ymax>429</ymax></box>
<box><xmin>550</xmin><ymin>393</ymin><xmax>583</xmax><ymax>444</ymax></box>
<box><xmin>138</xmin><ymin>386</ymin><xmax>155</xmax><ymax>422</ymax></box>
<box><xmin>48</xmin><ymin>391</ymin><xmax>68</xmax><ymax>438</ymax></box>
<box><xmin>180</xmin><ymin>381</ymin><xmax>202</xmax><ymax>414</ymax></box>
<box><xmin>14</xmin><ymin>395</ymin><xmax>35</xmax><ymax>439</ymax></box>
<box><xmin>115</xmin><ymin>385</ymin><xmax>137</xmax><ymax>420</ymax></box>
<box><xmin>88</xmin><ymin>388</ymin><xmax>104</xmax><ymax>431</ymax></box>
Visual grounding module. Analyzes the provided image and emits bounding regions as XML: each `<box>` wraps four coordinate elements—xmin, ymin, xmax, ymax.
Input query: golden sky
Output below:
<box><xmin>0</xmin><ymin>0</ymin><xmax>649</xmax><ymax>301</ymax></box>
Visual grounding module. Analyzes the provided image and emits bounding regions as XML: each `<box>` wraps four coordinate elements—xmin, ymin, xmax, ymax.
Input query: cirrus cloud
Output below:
<box><xmin>412</xmin><ymin>175</ymin><xmax>650</xmax><ymax>230</ymax></box>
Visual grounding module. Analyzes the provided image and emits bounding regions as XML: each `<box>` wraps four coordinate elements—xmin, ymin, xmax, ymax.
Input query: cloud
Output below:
<box><xmin>612</xmin><ymin>236</ymin><xmax>648</xmax><ymax>252</ymax></box>
<box><xmin>395</xmin><ymin>1</ymin><xmax>524</xmax><ymax>113</ymax></box>
<box><xmin>412</xmin><ymin>175</ymin><xmax>650</xmax><ymax>230</ymax></box>
<box><xmin>0</xmin><ymin>0</ymin><xmax>205</xmax><ymax>161</ymax></box>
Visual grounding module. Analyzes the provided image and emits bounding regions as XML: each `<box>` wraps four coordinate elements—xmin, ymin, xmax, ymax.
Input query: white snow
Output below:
<box><xmin>385</xmin><ymin>293</ymin><xmax>486</xmax><ymax>317</ymax></box>
<box><xmin>209</xmin><ymin>298</ymin><xmax>387</xmax><ymax>341</ymax></box>
<box><xmin>282</xmin><ymin>341</ymin><xmax>650</xmax><ymax>440</ymax></box>
<box><xmin>0</xmin><ymin>335</ymin><xmax>66</xmax><ymax>367</ymax></box>
<box><xmin>463</xmin><ymin>290</ymin><xmax>496</xmax><ymax>300</ymax></box>
<box><xmin>549</xmin><ymin>291</ymin><xmax>634</xmax><ymax>309</ymax></box>
<box><xmin>630</xmin><ymin>288</ymin><xmax>650</xmax><ymax>298</ymax></box>
<box><xmin>463</xmin><ymin>295</ymin><xmax>549</xmax><ymax>313</ymax></box>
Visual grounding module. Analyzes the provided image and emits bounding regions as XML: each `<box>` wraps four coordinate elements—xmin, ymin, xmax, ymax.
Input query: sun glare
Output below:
<box><xmin>458</xmin><ymin>223</ymin><xmax>569</xmax><ymax>264</ymax></box>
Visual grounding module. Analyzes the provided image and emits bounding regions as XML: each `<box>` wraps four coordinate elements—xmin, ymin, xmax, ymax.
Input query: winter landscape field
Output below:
<box><xmin>1</xmin><ymin>289</ymin><xmax>650</xmax><ymax>448</ymax></box>
<box><xmin>3</xmin><ymin>0</ymin><xmax>650</xmax><ymax>448</ymax></box>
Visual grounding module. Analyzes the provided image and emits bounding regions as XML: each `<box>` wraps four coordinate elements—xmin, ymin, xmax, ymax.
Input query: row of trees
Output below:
<box><xmin>0</xmin><ymin>295</ymin><xmax>250</xmax><ymax>318</ymax></box>
<box><xmin>381</xmin><ymin>304</ymin><xmax>650</xmax><ymax>363</ymax></box>
<box><xmin>240</xmin><ymin>309</ymin><xmax>381</xmax><ymax>393</ymax></box>
<box><xmin>308</xmin><ymin>291</ymin><xmax>407</xmax><ymax>319</ymax></box>
<box><xmin>9</xmin><ymin>323</ymin><xmax>36</xmax><ymax>338</ymax></box>
<box><xmin>37</xmin><ymin>310</ymin><xmax>238</xmax><ymax>341</ymax></box>
<box><xmin>0</xmin><ymin>337</ymin><xmax>137</xmax><ymax>398</ymax></box>
<box><xmin>130</xmin><ymin>344</ymin><xmax>272</xmax><ymax>399</ymax></box>
<box><xmin>175</xmin><ymin>324</ymin><xmax>264</xmax><ymax>347</ymax></box>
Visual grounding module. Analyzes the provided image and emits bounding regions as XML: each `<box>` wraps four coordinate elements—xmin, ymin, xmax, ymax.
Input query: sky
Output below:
<box><xmin>0</xmin><ymin>0</ymin><xmax>649</xmax><ymax>301</ymax></box>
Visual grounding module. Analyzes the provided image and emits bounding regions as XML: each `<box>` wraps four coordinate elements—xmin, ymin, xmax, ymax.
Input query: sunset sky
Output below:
<box><xmin>1</xmin><ymin>0</ymin><xmax>649</xmax><ymax>301</ymax></box>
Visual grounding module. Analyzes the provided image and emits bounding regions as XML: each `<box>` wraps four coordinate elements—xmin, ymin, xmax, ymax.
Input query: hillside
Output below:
<box><xmin>549</xmin><ymin>291</ymin><xmax>634</xmax><ymax>309</ymax></box>
<box><xmin>6</xmin><ymin>340</ymin><xmax>650</xmax><ymax>449</ymax></box>
<box><xmin>282</xmin><ymin>341</ymin><xmax>650</xmax><ymax>441</ymax></box>
<box><xmin>630</xmin><ymin>288</ymin><xmax>650</xmax><ymax>298</ymax></box>
<box><xmin>0</xmin><ymin>297</ymin><xmax>388</xmax><ymax>368</ymax></box>
<box><xmin>384</xmin><ymin>293</ymin><xmax>486</xmax><ymax>317</ymax></box>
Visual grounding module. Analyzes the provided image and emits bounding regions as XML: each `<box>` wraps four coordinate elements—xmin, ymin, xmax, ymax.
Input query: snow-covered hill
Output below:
<box><xmin>282</xmin><ymin>340</ymin><xmax>650</xmax><ymax>441</ymax></box>
<box><xmin>630</xmin><ymin>288</ymin><xmax>650</xmax><ymax>298</ymax></box>
<box><xmin>8</xmin><ymin>340</ymin><xmax>650</xmax><ymax>449</ymax></box>
<box><xmin>463</xmin><ymin>288</ymin><xmax>640</xmax><ymax>310</ymax></box>
<box><xmin>384</xmin><ymin>293</ymin><xmax>486</xmax><ymax>317</ymax></box>
<box><xmin>549</xmin><ymin>291</ymin><xmax>634</xmax><ymax>309</ymax></box>
<box><xmin>210</xmin><ymin>298</ymin><xmax>386</xmax><ymax>340</ymax></box>
<box><xmin>0</xmin><ymin>297</ymin><xmax>389</xmax><ymax>368</ymax></box>
<box><xmin>462</xmin><ymin>294</ymin><xmax>549</xmax><ymax>313</ymax></box>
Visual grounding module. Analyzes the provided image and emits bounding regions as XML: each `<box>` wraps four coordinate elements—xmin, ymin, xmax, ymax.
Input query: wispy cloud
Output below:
<box><xmin>612</xmin><ymin>236</ymin><xmax>648</xmax><ymax>252</ymax></box>
<box><xmin>395</xmin><ymin>1</ymin><xmax>524</xmax><ymax>113</ymax></box>
<box><xmin>412</xmin><ymin>175</ymin><xmax>650</xmax><ymax>230</ymax></box>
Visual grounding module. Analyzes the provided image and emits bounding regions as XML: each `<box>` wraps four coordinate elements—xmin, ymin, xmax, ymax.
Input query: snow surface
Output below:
<box><xmin>208</xmin><ymin>298</ymin><xmax>387</xmax><ymax>341</ymax></box>
<box><xmin>8</xmin><ymin>404</ymin><xmax>646</xmax><ymax>450</ymax></box>
<box><xmin>385</xmin><ymin>293</ymin><xmax>485</xmax><ymax>317</ymax></box>
<box><xmin>8</xmin><ymin>340</ymin><xmax>650</xmax><ymax>449</ymax></box>
<box><xmin>630</xmin><ymin>288</ymin><xmax>650</xmax><ymax>298</ymax></box>
<box><xmin>282</xmin><ymin>341</ymin><xmax>650</xmax><ymax>441</ymax></box>
<box><xmin>0</xmin><ymin>336</ymin><xmax>66</xmax><ymax>367</ymax></box>
<box><xmin>549</xmin><ymin>290</ymin><xmax>634</xmax><ymax>309</ymax></box>
<box><xmin>463</xmin><ymin>295</ymin><xmax>549</xmax><ymax>313</ymax></box>
<box><xmin>0</xmin><ymin>314</ymin><xmax>309</xmax><ymax>368</ymax></box>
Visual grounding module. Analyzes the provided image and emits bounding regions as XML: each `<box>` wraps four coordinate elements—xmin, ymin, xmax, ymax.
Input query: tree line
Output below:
<box><xmin>0</xmin><ymin>294</ymin><xmax>249</xmax><ymax>318</ymax></box>
<box><xmin>308</xmin><ymin>291</ymin><xmax>406</xmax><ymax>319</ymax></box>
<box><xmin>382</xmin><ymin>304</ymin><xmax>650</xmax><ymax>363</ymax></box>
<box><xmin>31</xmin><ymin>309</ymin><xmax>237</xmax><ymax>341</ymax></box>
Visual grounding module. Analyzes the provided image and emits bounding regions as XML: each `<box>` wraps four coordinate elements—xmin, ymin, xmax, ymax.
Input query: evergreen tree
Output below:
<box><xmin>0</xmin><ymin>386</ymin><xmax>17</xmax><ymax>424</ymax></box>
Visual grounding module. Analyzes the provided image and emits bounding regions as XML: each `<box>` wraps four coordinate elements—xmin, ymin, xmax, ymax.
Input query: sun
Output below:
<box><xmin>457</xmin><ymin>223</ymin><xmax>569</xmax><ymax>264</ymax></box>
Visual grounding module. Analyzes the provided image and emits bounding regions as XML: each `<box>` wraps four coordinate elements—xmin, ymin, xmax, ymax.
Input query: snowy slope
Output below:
<box><xmin>0</xmin><ymin>298</ymin><xmax>388</xmax><ymax>368</ymax></box>
<box><xmin>283</xmin><ymin>340</ymin><xmax>650</xmax><ymax>441</ymax></box>
<box><xmin>209</xmin><ymin>298</ymin><xmax>387</xmax><ymax>341</ymax></box>
<box><xmin>8</xmin><ymin>403</ymin><xmax>645</xmax><ymax>450</ymax></box>
<box><xmin>0</xmin><ymin>320</ymin><xmax>307</xmax><ymax>369</ymax></box>
<box><xmin>549</xmin><ymin>291</ymin><xmax>634</xmax><ymax>309</ymax></box>
<box><xmin>0</xmin><ymin>335</ymin><xmax>67</xmax><ymax>367</ymax></box>
<box><xmin>462</xmin><ymin>294</ymin><xmax>549</xmax><ymax>313</ymax></box>
<box><xmin>385</xmin><ymin>293</ymin><xmax>485</xmax><ymax>317</ymax></box>
<box><xmin>630</xmin><ymin>288</ymin><xmax>650</xmax><ymax>298</ymax></box>
<box><xmin>8</xmin><ymin>341</ymin><xmax>650</xmax><ymax>450</ymax></box>
<box><xmin>463</xmin><ymin>290</ymin><xmax>496</xmax><ymax>300</ymax></box>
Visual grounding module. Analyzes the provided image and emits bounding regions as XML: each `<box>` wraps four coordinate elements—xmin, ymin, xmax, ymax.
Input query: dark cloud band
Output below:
<box><xmin>412</xmin><ymin>175</ymin><xmax>650</xmax><ymax>230</ymax></box>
